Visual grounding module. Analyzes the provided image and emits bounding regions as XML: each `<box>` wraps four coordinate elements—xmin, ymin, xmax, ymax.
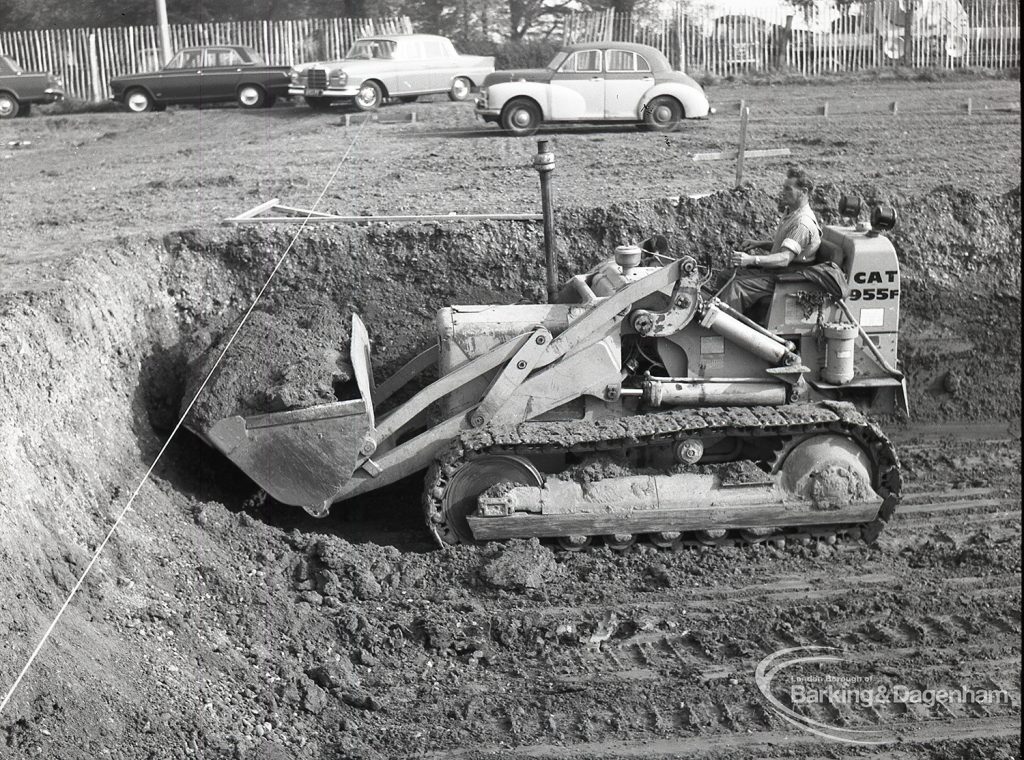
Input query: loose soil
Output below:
<box><xmin>0</xmin><ymin>77</ymin><xmax>1019</xmax><ymax>759</ymax></box>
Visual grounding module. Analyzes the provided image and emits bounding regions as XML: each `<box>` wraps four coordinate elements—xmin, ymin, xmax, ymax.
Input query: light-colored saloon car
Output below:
<box><xmin>475</xmin><ymin>42</ymin><xmax>710</xmax><ymax>136</ymax></box>
<box><xmin>290</xmin><ymin>34</ymin><xmax>494</xmax><ymax>111</ymax></box>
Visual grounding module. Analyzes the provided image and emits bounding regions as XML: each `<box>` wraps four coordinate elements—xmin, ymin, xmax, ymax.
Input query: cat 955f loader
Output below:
<box><xmin>196</xmin><ymin>199</ymin><xmax>906</xmax><ymax>550</ymax></box>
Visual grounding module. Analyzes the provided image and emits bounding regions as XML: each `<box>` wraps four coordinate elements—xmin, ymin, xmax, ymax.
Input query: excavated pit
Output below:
<box><xmin>0</xmin><ymin>187</ymin><xmax>1019</xmax><ymax>758</ymax></box>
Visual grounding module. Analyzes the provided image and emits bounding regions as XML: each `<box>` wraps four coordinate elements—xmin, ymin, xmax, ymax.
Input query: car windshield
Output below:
<box><xmin>1</xmin><ymin>55</ymin><xmax>23</xmax><ymax>74</ymax></box>
<box><xmin>346</xmin><ymin>40</ymin><xmax>396</xmax><ymax>60</ymax></box>
<box><xmin>547</xmin><ymin>51</ymin><xmax>569</xmax><ymax>70</ymax></box>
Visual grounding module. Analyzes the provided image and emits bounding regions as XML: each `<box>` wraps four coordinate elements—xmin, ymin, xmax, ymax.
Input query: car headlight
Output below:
<box><xmin>290</xmin><ymin>69</ymin><xmax>305</xmax><ymax>86</ymax></box>
<box><xmin>54</xmin><ymin>75</ymin><xmax>64</xmax><ymax>87</ymax></box>
<box><xmin>329</xmin><ymin>70</ymin><xmax>348</xmax><ymax>87</ymax></box>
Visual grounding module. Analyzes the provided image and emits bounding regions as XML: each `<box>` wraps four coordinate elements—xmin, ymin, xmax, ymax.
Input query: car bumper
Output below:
<box><xmin>289</xmin><ymin>86</ymin><xmax>359</xmax><ymax>99</ymax></box>
<box><xmin>475</xmin><ymin>99</ymin><xmax>500</xmax><ymax>120</ymax></box>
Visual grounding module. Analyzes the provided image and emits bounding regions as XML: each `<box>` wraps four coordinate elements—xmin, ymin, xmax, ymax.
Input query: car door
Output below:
<box><xmin>604</xmin><ymin>49</ymin><xmax>653</xmax><ymax>118</ymax></box>
<box><xmin>392</xmin><ymin>38</ymin><xmax>432</xmax><ymax>94</ymax></box>
<box><xmin>199</xmin><ymin>47</ymin><xmax>244</xmax><ymax>102</ymax></box>
<box><xmin>426</xmin><ymin>38</ymin><xmax>458</xmax><ymax>92</ymax></box>
<box><xmin>548</xmin><ymin>49</ymin><xmax>604</xmax><ymax>120</ymax></box>
<box><xmin>157</xmin><ymin>49</ymin><xmax>204</xmax><ymax>102</ymax></box>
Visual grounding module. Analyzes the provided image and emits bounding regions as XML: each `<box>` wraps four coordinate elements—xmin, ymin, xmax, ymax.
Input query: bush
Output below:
<box><xmin>451</xmin><ymin>38</ymin><xmax>560</xmax><ymax>70</ymax></box>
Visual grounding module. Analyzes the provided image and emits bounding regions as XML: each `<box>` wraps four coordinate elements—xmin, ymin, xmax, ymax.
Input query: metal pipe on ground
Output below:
<box><xmin>534</xmin><ymin>140</ymin><xmax>557</xmax><ymax>302</ymax></box>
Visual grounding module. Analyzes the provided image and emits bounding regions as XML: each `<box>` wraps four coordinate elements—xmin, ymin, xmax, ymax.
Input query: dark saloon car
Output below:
<box><xmin>0</xmin><ymin>55</ymin><xmax>65</xmax><ymax>119</ymax></box>
<box><xmin>109</xmin><ymin>45</ymin><xmax>291</xmax><ymax>112</ymax></box>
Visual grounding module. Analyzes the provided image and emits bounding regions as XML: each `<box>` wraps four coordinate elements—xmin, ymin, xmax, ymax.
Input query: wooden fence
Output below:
<box><xmin>0</xmin><ymin>16</ymin><xmax>412</xmax><ymax>101</ymax></box>
<box><xmin>563</xmin><ymin>0</ymin><xmax>1020</xmax><ymax>76</ymax></box>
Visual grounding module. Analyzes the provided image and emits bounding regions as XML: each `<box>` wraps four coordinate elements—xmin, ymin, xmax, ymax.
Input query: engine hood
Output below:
<box><xmin>482</xmin><ymin>68</ymin><xmax>553</xmax><ymax>87</ymax></box>
<box><xmin>296</xmin><ymin>58</ymin><xmax>401</xmax><ymax>74</ymax></box>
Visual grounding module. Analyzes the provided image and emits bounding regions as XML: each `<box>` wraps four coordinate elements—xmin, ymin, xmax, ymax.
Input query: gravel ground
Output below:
<box><xmin>0</xmin><ymin>75</ymin><xmax>1020</xmax><ymax>759</ymax></box>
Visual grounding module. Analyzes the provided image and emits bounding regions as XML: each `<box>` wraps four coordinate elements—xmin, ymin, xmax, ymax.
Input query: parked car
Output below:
<box><xmin>0</xmin><ymin>55</ymin><xmax>65</xmax><ymax>119</ymax></box>
<box><xmin>475</xmin><ymin>42</ymin><xmax>710</xmax><ymax>136</ymax></box>
<box><xmin>109</xmin><ymin>45</ymin><xmax>291</xmax><ymax>113</ymax></box>
<box><xmin>289</xmin><ymin>34</ymin><xmax>494</xmax><ymax>111</ymax></box>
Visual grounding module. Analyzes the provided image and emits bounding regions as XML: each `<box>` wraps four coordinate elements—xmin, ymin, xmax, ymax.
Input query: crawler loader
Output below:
<box><xmin>196</xmin><ymin>199</ymin><xmax>906</xmax><ymax>550</ymax></box>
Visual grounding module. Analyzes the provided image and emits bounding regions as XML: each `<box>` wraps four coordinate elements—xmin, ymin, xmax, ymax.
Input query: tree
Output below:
<box><xmin>507</xmin><ymin>0</ymin><xmax>575</xmax><ymax>40</ymax></box>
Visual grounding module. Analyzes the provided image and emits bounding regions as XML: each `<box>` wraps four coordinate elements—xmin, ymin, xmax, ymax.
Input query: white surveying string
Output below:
<box><xmin>0</xmin><ymin>115</ymin><xmax>371</xmax><ymax>717</ymax></box>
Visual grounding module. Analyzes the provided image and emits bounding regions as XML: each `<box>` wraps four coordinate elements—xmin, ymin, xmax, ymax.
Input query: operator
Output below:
<box><xmin>718</xmin><ymin>167</ymin><xmax>826</xmax><ymax>314</ymax></box>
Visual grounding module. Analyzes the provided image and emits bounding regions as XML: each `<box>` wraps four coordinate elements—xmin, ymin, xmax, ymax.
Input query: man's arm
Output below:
<box><xmin>730</xmin><ymin>249</ymin><xmax>794</xmax><ymax>269</ymax></box>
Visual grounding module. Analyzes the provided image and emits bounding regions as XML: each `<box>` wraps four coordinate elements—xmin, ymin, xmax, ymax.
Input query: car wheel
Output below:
<box><xmin>125</xmin><ymin>88</ymin><xmax>156</xmax><ymax>113</ymax></box>
<box><xmin>0</xmin><ymin>93</ymin><xmax>20</xmax><ymax>119</ymax></box>
<box><xmin>354</xmin><ymin>81</ymin><xmax>383</xmax><ymax>111</ymax></box>
<box><xmin>500</xmin><ymin>98</ymin><xmax>541</xmax><ymax>136</ymax></box>
<box><xmin>448</xmin><ymin>77</ymin><xmax>472</xmax><ymax>102</ymax></box>
<box><xmin>16</xmin><ymin>102</ymin><xmax>31</xmax><ymax>117</ymax></box>
<box><xmin>305</xmin><ymin>96</ymin><xmax>332</xmax><ymax>112</ymax></box>
<box><xmin>642</xmin><ymin>96</ymin><xmax>683</xmax><ymax>132</ymax></box>
<box><xmin>237</xmin><ymin>84</ymin><xmax>267</xmax><ymax>109</ymax></box>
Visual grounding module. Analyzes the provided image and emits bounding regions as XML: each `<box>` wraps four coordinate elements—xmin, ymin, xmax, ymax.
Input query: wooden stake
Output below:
<box><xmin>967</xmin><ymin>97</ymin><xmax>973</xmax><ymax>115</ymax></box>
<box><xmin>822</xmin><ymin>101</ymin><xmax>829</xmax><ymax>118</ymax></box>
<box><xmin>735</xmin><ymin>106</ymin><xmax>749</xmax><ymax>188</ymax></box>
<box><xmin>890</xmin><ymin>100</ymin><xmax>898</xmax><ymax>114</ymax></box>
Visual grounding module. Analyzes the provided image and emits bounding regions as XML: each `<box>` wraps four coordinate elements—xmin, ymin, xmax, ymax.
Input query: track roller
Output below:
<box><xmin>650</xmin><ymin>531</ymin><xmax>682</xmax><ymax>549</ymax></box>
<box><xmin>558</xmin><ymin>535</ymin><xmax>593</xmax><ymax>551</ymax></box>
<box><xmin>695</xmin><ymin>529</ymin><xmax>727</xmax><ymax>545</ymax></box>
<box><xmin>604</xmin><ymin>533</ymin><xmax>637</xmax><ymax>551</ymax></box>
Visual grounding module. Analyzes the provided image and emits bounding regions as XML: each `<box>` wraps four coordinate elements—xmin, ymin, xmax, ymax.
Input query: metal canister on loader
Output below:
<box><xmin>821</xmin><ymin>322</ymin><xmax>859</xmax><ymax>385</ymax></box>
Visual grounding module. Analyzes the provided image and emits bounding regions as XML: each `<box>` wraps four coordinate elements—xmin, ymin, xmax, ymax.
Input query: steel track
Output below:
<box><xmin>424</xmin><ymin>401</ymin><xmax>902</xmax><ymax>548</ymax></box>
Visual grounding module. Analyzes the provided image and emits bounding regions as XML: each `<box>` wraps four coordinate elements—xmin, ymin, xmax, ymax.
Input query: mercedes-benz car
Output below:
<box><xmin>289</xmin><ymin>34</ymin><xmax>494</xmax><ymax>111</ymax></box>
<box><xmin>475</xmin><ymin>42</ymin><xmax>711</xmax><ymax>136</ymax></box>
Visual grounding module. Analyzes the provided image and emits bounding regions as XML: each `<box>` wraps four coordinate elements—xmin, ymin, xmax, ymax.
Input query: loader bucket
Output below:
<box><xmin>206</xmin><ymin>400</ymin><xmax>371</xmax><ymax>514</ymax></box>
<box><xmin>204</xmin><ymin>314</ymin><xmax>377</xmax><ymax>515</ymax></box>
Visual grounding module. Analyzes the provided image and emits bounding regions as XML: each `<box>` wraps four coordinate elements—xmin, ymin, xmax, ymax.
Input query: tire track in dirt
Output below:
<box><xmin>426</xmin><ymin>707</ymin><xmax>1021</xmax><ymax>757</ymax></box>
<box><xmin>423</xmin><ymin>560</ymin><xmax>1020</xmax><ymax>754</ymax></box>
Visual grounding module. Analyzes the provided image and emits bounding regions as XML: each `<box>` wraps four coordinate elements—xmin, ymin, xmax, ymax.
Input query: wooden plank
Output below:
<box><xmin>224</xmin><ymin>211</ymin><xmax>544</xmax><ymax>226</ymax></box>
<box><xmin>271</xmin><ymin>204</ymin><xmax>338</xmax><ymax>217</ymax></box>
<box><xmin>221</xmin><ymin>198</ymin><xmax>282</xmax><ymax>224</ymax></box>
<box><xmin>692</xmin><ymin>147</ymin><xmax>790</xmax><ymax>162</ymax></box>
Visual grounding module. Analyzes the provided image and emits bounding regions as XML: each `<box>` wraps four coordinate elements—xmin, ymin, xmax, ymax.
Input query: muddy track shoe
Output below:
<box><xmin>423</xmin><ymin>401</ymin><xmax>901</xmax><ymax>548</ymax></box>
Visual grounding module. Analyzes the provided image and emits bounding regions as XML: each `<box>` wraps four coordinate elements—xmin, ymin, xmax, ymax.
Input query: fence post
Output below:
<box><xmin>88</xmin><ymin>32</ymin><xmax>102</xmax><ymax>102</ymax></box>
<box><xmin>735</xmin><ymin>106</ymin><xmax>749</xmax><ymax>188</ymax></box>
